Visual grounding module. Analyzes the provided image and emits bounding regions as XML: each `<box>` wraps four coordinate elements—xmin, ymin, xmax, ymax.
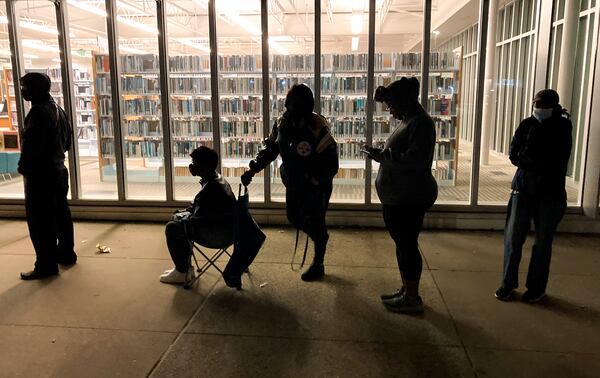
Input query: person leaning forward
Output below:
<box><xmin>19</xmin><ymin>72</ymin><xmax>76</xmax><ymax>280</ymax></box>
<box><xmin>241</xmin><ymin>84</ymin><xmax>339</xmax><ymax>282</ymax></box>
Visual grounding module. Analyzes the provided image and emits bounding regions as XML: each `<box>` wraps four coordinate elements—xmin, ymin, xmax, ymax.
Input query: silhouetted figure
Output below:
<box><xmin>241</xmin><ymin>84</ymin><xmax>338</xmax><ymax>281</ymax></box>
<box><xmin>161</xmin><ymin>146</ymin><xmax>236</xmax><ymax>284</ymax></box>
<box><xmin>19</xmin><ymin>72</ymin><xmax>75</xmax><ymax>280</ymax></box>
<box><xmin>495</xmin><ymin>89</ymin><xmax>572</xmax><ymax>303</ymax></box>
<box><xmin>365</xmin><ymin>77</ymin><xmax>437</xmax><ymax>314</ymax></box>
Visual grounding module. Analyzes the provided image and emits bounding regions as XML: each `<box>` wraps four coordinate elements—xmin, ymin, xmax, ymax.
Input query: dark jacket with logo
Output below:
<box><xmin>18</xmin><ymin>96</ymin><xmax>71</xmax><ymax>177</ymax></box>
<box><xmin>375</xmin><ymin>110</ymin><xmax>438</xmax><ymax>206</ymax></box>
<box><xmin>250</xmin><ymin>113</ymin><xmax>339</xmax><ymax>193</ymax></box>
<box><xmin>509</xmin><ymin>113</ymin><xmax>572</xmax><ymax>198</ymax></box>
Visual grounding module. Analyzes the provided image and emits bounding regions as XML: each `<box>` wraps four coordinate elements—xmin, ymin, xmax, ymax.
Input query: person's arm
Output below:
<box><xmin>18</xmin><ymin>107</ymin><xmax>51</xmax><ymax>176</ymax></box>
<box><xmin>509</xmin><ymin>120</ymin><xmax>534</xmax><ymax>169</ymax></box>
<box><xmin>250</xmin><ymin>122</ymin><xmax>280</xmax><ymax>173</ymax></box>
<box><xmin>379</xmin><ymin>118</ymin><xmax>434</xmax><ymax>171</ymax></box>
<box><xmin>535</xmin><ymin>118</ymin><xmax>573</xmax><ymax>174</ymax></box>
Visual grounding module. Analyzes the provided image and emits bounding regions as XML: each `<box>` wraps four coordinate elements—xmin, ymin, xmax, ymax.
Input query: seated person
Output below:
<box><xmin>160</xmin><ymin>146</ymin><xmax>236</xmax><ymax>284</ymax></box>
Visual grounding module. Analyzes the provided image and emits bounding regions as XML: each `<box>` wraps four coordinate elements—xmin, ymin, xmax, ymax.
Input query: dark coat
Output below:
<box><xmin>509</xmin><ymin>113</ymin><xmax>572</xmax><ymax>198</ymax></box>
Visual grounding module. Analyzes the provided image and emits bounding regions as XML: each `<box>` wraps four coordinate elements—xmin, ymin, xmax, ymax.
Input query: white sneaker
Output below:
<box><xmin>159</xmin><ymin>267</ymin><xmax>195</xmax><ymax>284</ymax></box>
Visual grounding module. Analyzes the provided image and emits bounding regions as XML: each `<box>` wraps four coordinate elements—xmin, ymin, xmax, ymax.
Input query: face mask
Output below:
<box><xmin>533</xmin><ymin>107</ymin><xmax>553</xmax><ymax>122</ymax></box>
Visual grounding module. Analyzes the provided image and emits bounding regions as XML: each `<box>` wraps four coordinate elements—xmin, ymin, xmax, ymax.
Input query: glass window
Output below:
<box><xmin>0</xmin><ymin>1</ymin><xmax>23</xmax><ymax>199</ymax></box>
<box><xmin>322</xmin><ymin>0</ymin><xmax>369</xmax><ymax>204</ymax></box>
<box><xmin>166</xmin><ymin>0</ymin><xmax>213</xmax><ymax>201</ymax></box>
<box><xmin>216</xmin><ymin>0</ymin><xmax>264</xmax><ymax>202</ymax></box>
<box><xmin>269</xmin><ymin>0</ymin><xmax>314</xmax><ymax>203</ymax></box>
<box><xmin>12</xmin><ymin>1</ymin><xmax>69</xmax><ymax>198</ymax></box>
<box><xmin>67</xmin><ymin>0</ymin><xmax>117</xmax><ymax>200</ymax></box>
<box><xmin>115</xmin><ymin>2</ymin><xmax>164</xmax><ymax>200</ymax></box>
<box><xmin>478</xmin><ymin>1</ymin><xmax>539</xmax><ymax>205</ymax></box>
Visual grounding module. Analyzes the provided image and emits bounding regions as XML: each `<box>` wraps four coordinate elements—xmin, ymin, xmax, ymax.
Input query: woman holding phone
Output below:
<box><xmin>363</xmin><ymin>77</ymin><xmax>437</xmax><ymax>314</ymax></box>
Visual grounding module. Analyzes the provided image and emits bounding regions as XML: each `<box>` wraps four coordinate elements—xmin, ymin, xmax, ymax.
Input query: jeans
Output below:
<box><xmin>502</xmin><ymin>191</ymin><xmax>566</xmax><ymax>293</ymax></box>
<box><xmin>382</xmin><ymin>204</ymin><xmax>430</xmax><ymax>281</ymax></box>
<box><xmin>24</xmin><ymin>167</ymin><xmax>74</xmax><ymax>272</ymax></box>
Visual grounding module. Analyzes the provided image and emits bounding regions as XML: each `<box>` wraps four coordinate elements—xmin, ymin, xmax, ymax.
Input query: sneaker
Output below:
<box><xmin>381</xmin><ymin>287</ymin><xmax>405</xmax><ymax>301</ymax></box>
<box><xmin>160</xmin><ymin>267</ymin><xmax>195</xmax><ymax>284</ymax></box>
<box><xmin>522</xmin><ymin>290</ymin><xmax>545</xmax><ymax>303</ymax></box>
<box><xmin>494</xmin><ymin>286</ymin><xmax>514</xmax><ymax>301</ymax></box>
<box><xmin>301</xmin><ymin>264</ymin><xmax>325</xmax><ymax>282</ymax></box>
<box><xmin>383</xmin><ymin>293</ymin><xmax>424</xmax><ymax>314</ymax></box>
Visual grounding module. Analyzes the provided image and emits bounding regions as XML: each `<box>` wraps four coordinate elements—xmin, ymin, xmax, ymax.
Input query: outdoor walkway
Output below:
<box><xmin>0</xmin><ymin>220</ymin><xmax>598</xmax><ymax>377</ymax></box>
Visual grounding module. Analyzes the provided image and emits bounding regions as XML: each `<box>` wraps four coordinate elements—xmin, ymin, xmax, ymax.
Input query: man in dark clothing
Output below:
<box><xmin>495</xmin><ymin>89</ymin><xmax>572</xmax><ymax>303</ymax></box>
<box><xmin>241</xmin><ymin>84</ymin><xmax>338</xmax><ymax>281</ymax></box>
<box><xmin>160</xmin><ymin>146</ymin><xmax>236</xmax><ymax>284</ymax></box>
<box><xmin>19</xmin><ymin>72</ymin><xmax>75</xmax><ymax>280</ymax></box>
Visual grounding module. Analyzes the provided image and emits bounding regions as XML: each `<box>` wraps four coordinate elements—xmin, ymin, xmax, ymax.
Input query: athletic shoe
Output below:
<box><xmin>383</xmin><ymin>293</ymin><xmax>424</xmax><ymax>314</ymax></box>
<box><xmin>160</xmin><ymin>267</ymin><xmax>195</xmax><ymax>284</ymax></box>
<box><xmin>522</xmin><ymin>290</ymin><xmax>546</xmax><ymax>303</ymax></box>
<box><xmin>494</xmin><ymin>286</ymin><xmax>514</xmax><ymax>301</ymax></box>
<box><xmin>381</xmin><ymin>287</ymin><xmax>405</xmax><ymax>301</ymax></box>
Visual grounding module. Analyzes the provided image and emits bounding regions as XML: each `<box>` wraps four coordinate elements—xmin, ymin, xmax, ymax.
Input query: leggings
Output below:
<box><xmin>382</xmin><ymin>204</ymin><xmax>429</xmax><ymax>281</ymax></box>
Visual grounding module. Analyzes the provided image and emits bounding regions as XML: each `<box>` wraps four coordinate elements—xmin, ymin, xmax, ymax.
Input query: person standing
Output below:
<box><xmin>495</xmin><ymin>89</ymin><xmax>572</xmax><ymax>303</ymax></box>
<box><xmin>241</xmin><ymin>84</ymin><xmax>338</xmax><ymax>281</ymax></box>
<box><xmin>18</xmin><ymin>72</ymin><xmax>76</xmax><ymax>280</ymax></box>
<box><xmin>364</xmin><ymin>77</ymin><xmax>438</xmax><ymax>314</ymax></box>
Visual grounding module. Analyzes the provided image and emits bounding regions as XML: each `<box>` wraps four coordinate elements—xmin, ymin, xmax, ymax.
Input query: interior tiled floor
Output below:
<box><xmin>0</xmin><ymin>220</ymin><xmax>598</xmax><ymax>377</ymax></box>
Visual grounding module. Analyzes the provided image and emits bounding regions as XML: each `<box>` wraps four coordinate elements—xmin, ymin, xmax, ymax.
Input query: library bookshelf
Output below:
<box><xmin>2</xmin><ymin>67</ymin><xmax>96</xmax><ymax>156</ymax></box>
<box><xmin>91</xmin><ymin>50</ymin><xmax>461</xmax><ymax>188</ymax></box>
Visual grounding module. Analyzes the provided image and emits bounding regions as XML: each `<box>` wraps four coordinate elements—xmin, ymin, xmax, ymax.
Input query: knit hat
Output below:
<box><xmin>374</xmin><ymin>77</ymin><xmax>420</xmax><ymax>104</ymax></box>
<box><xmin>533</xmin><ymin>89</ymin><xmax>560</xmax><ymax>106</ymax></box>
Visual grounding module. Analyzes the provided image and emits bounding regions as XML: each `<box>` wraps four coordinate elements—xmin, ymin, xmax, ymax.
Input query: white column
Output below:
<box><xmin>480</xmin><ymin>0</ymin><xmax>498</xmax><ymax>165</ymax></box>
<box><xmin>556</xmin><ymin>0</ymin><xmax>580</xmax><ymax>112</ymax></box>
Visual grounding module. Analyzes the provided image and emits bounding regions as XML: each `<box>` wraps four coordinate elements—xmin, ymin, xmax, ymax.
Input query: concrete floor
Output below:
<box><xmin>0</xmin><ymin>220</ymin><xmax>599</xmax><ymax>377</ymax></box>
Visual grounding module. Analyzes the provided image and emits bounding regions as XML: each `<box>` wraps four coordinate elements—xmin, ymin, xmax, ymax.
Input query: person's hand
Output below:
<box><xmin>363</xmin><ymin>146</ymin><xmax>384</xmax><ymax>163</ymax></box>
<box><xmin>241</xmin><ymin>170</ymin><xmax>255</xmax><ymax>186</ymax></box>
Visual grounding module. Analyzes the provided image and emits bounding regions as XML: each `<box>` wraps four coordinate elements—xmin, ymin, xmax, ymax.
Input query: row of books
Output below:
<box><xmin>429</xmin><ymin>96</ymin><xmax>457</xmax><ymax>116</ymax></box>
<box><xmin>433</xmin><ymin>117</ymin><xmax>457</xmax><ymax>139</ymax></box>
<box><xmin>123</xmin><ymin>98</ymin><xmax>160</xmax><ymax>116</ymax></box>
<box><xmin>221</xmin><ymin>96</ymin><xmax>262</xmax><ymax>115</ymax></box>
<box><xmin>338</xmin><ymin>142</ymin><xmax>368</xmax><ymax>161</ymax></box>
<box><xmin>123</xmin><ymin>120</ymin><xmax>162</xmax><ymax>137</ymax></box>
<box><xmin>173</xmin><ymin>140</ymin><xmax>213</xmax><ymax>158</ymax></box>
<box><xmin>122</xmin><ymin>76</ymin><xmax>160</xmax><ymax>94</ymax></box>
<box><xmin>434</xmin><ymin>142</ymin><xmax>455</xmax><ymax>161</ymax></box>
<box><xmin>171</xmin><ymin>98</ymin><xmax>212</xmax><ymax>116</ymax></box>
<box><xmin>124</xmin><ymin>140</ymin><xmax>162</xmax><ymax>158</ymax></box>
<box><xmin>222</xmin><ymin>120</ymin><xmax>263</xmax><ymax>138</ymax></box>
<box><xmin>222</xmin><ymin>140</ymin><xmax>263</xmax><ymax>158</ymax></box>
<box><xmin>97</xmin><ymin>52</ymin><xmax>456</xmax><ymax>75</ymax></box>
<box><xmin>172</xmin><ymin>120</ymin><xmax>212</xmax><ymax>136</ymax></box>
<box><xmin>432</xmin><ymin>165</ymin><xmax>455</xmax><ymax>181</ymax></box>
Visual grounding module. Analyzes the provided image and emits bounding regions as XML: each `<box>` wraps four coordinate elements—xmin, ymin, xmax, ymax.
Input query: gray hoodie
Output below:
<box><xmin>375</xmin><ymin>111</ymin><xmax>438</xmax><ymax>206</ymax></box>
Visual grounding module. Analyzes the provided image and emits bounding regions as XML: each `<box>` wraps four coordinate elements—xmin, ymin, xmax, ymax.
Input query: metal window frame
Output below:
<box><xmin>261</xmin><ymin>0</ymin><xmax>270</xmax><ymax>204</ymax></box>
<box><xmin>156</xmin><ymin>0</ymin><xmax>174</xmax><ymax>202</ymax></box>
<box><xmin>365</xmin><ymin>0</ymin><xmax>375</xmax><ymax>205</ymax></box>
<box><xmin>54</xmin><ymin>0</ymin><xmax>81</xmax><ymax>200</ymax></box>
<box><xmin>5</xmin><ymin>0</ymin><xmax>26</xmax><ymax>140</ymax></box>
<box><xmin>104</xmin><ymin>0</ymin><xmax>128</xmax><ymax>200</ymax></box>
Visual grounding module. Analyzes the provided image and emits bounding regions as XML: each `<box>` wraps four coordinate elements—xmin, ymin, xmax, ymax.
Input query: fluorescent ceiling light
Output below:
<box><xmin>432</xmin><ymin>30</ymin><xmax>441</xmax><ymax>35</ymax></box>
<box><xmin>0</xmin><ymin>16</ymin><xmax>75</xmax><ymax>37</ymax></box>
<box><xmin>0</xmin><ymin>49</ymin><xmax>39</xmax><ymax>59</ymax></box>
<box><xmin>68</xmin><ymin>0</ymin><xmax>157</xmax><ymax>34</ymax></box>
<box><xmin>22</xmin><ymin>40</ymin><xmax>60</xmax><ymax>53</ymax></box>
<box><xmin>175</xmin><ymin>39</ymin><xmax>210</xmax><ymax>53</ymax></box>
<box><xmin>268</xmin><ymin>39</ymin><xmax>288</xmax><ymax>55</ymax></box>
<box><xmin>351</xmin><ymin>14</ymin><xmax>363</xmax><ymax>34</ymax></box>
<box><xmin>67</xmin><ymin>0</ymin><xmax>107</xmax><ymax>17</ymax></box>
<box><xmin>351</xmin><ymin>36</ymin><xmax>359</xmax><ymax>51</ymax></box>
<box><xmin>353</xmin><ymin>0</ymin><xmax>366</xmax><ymax>11</ymax></box>
<box><xmin>52</xmin><ymin>58</ymin><xmax>62</xmax><ymax>63</ymax></box>
<box><xmin>120</xmin><ymin>45</ymin><xmax>149</xmax><ymax>54</ymax></box>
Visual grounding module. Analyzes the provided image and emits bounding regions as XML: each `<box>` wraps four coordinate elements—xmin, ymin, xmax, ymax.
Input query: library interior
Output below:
<box><xmin>0</xmin><ymin>0</ymin><xmax>596</xmax><ymax>213</ymax></box>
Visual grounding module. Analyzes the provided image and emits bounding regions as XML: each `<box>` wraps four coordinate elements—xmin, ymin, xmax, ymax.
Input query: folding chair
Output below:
<box><xmin>184</xmin><ymin>184</ymin><xmax>249</xmax><ymax>290</ymax></box>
